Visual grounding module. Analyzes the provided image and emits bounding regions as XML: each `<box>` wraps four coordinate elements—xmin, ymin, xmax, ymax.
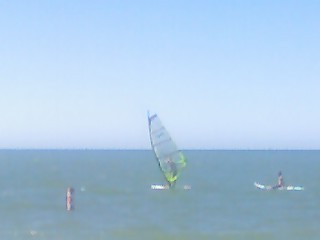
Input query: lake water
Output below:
<box><xmin>0</xmin><ymin>150</ymin><xmax>319</xmax><ymax>239</ymax></box>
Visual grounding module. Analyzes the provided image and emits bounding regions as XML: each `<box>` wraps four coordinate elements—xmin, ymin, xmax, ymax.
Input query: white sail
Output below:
<box><xmin>148</xmin><ymin>112</ymin><xmax>186</xmax><ymax>187</ymax></box>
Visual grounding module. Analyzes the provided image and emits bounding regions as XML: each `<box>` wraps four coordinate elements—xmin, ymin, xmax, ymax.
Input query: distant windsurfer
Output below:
<box><xmin>273</xmin><ymin>171</ymin><xmax>284</xmax><ymax>189</ymax></box>
<box><xmin>66</xmin><ymin>187</ymin><xmax>74</xmax><ymax>211</ymax></box>
<box><xmin>166</xmin><ymin>158</ymin><xmax>177</xmax><ymax>187</ymax></box>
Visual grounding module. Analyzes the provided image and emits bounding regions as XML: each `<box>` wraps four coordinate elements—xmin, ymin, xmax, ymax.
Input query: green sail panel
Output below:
<box><xmin>148</xmin><ymin>113</ymin><xmax>186</xmax><ymax>187</ymax></box>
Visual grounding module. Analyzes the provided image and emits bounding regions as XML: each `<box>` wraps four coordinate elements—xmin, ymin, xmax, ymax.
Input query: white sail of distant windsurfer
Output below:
<box><xmin>148</xmin><ymin>112</ymin><xmax>186</xmax><ymax>188</ymax></box>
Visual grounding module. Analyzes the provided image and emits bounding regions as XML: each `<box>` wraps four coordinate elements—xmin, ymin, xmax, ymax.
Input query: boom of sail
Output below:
<box><xmin>148</xmin><ymin>113</ymin><xmax>186</xmax><ymax>187</ymax></box>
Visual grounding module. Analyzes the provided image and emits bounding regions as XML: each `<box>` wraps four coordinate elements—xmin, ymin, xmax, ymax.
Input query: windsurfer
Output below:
<box><xmin>273</xmin><ymin>171</ymin><xmax>284</xmax><ymax>189</ymax></box>
<box><xmin>166</xmin><ymin>158</ymin><xmax>177</xmax><ymax>187</ymax></box>
<box><xmin>148</xmin><ymin>113</ymin><xmax>187</xmax><ymax>190</ymax></box>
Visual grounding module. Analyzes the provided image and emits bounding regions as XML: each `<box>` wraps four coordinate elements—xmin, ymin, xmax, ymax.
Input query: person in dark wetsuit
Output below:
<box><xmin>273</xmin><ymin>171</ymin><xmax>284</xmax><ymax>189</ymax></box>
<box><xmin>166</xmin><ymin>158</ymin><xmax>178</xmax><ymax>187</ymax></box>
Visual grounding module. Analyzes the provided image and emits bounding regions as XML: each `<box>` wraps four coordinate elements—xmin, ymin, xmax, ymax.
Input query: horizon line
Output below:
<box><xmin>0</xmin><ymin>148</ymin><xmax>319</xmax><ymax>151</ymax></box>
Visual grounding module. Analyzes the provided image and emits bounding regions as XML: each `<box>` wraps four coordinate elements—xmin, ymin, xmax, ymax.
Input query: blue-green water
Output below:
<box><xmin>0</xmin><ymin>150</ymin><xmax>319</xmax><ymax>239</ymax></box>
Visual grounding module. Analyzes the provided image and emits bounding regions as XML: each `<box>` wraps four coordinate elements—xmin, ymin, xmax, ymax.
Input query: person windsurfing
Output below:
<box><xmin>166</xmin><ymin>158</ymin><xmax>178</xmax><ymax>188</ymax></box>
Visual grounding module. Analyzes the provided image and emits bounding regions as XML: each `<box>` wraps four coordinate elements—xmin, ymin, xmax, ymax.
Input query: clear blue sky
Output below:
<box><xmin>1</xmin><ymin>1</ymin><xmax>319</xmax><ymax>149</ymax></box>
